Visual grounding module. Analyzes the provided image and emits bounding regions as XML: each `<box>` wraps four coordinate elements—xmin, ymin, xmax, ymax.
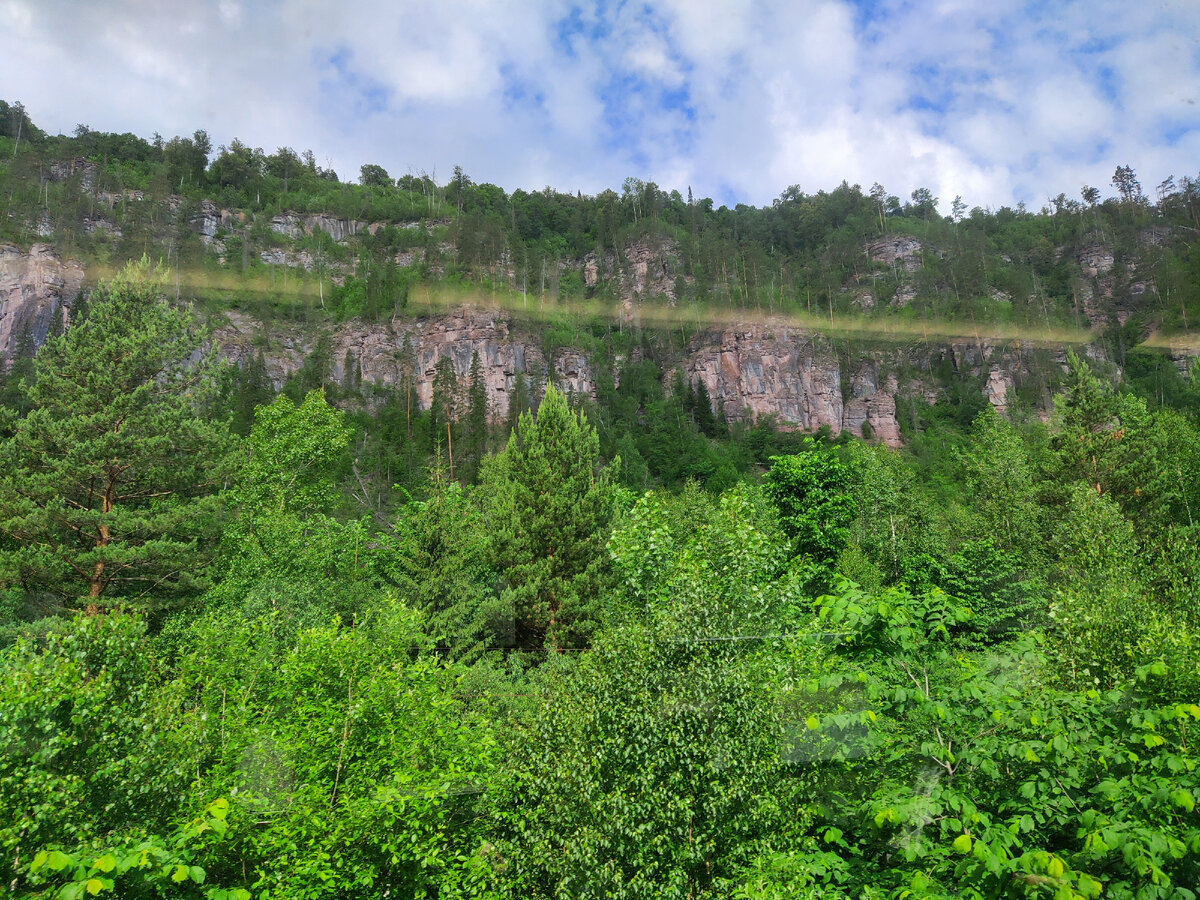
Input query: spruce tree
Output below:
<box><xmin>429</xmin><ymin>356</ymin><xmax>459</xmax><ymax>476</ymax></box>
<box><xmin>694</xmin><ymin>379</ymin><xmax>717</xmax><ymax>436</ymax></box>
<box><xmin>464</xmin><ymin>350</ymin><xmax>489</xmax><ymax>483</ymax></box>
<box><xmin>0</xmin><ymin>262</ymin><xmax>233</xmax><ymax>610</ymax></box>
<box><xmin>231</xmin><ymin>350</ymin><xmax>274</xmax><ymax>437</ymax></box>
<box><xmin>506</xmin><ymin>370</ymin><xmax>530</xmax><ymax>438</ymax></box>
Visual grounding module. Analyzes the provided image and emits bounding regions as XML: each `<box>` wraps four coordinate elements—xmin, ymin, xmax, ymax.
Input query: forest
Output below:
<box><xmin>0</xmin><ymin>103</ymin><xmax>1199</xmax><ymax>899</ymax></box>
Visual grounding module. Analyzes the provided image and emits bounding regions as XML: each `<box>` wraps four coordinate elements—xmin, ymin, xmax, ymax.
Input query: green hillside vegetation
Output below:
<box><xmin>1</xmin><ymin>104</ymin><xmax>1199</xmax><ymax>898</ymax></box>
<box><xmin>3</xmin><ymin>100</ymin><xmax>1199</xmax><ymax>342</ymax></box>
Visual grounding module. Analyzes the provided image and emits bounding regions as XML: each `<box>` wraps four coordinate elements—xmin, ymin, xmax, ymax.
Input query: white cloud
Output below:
<box><xmin>0</xmin><ymin>0</ymin><xmax>1195</xmax><ymax>211</ymax></box>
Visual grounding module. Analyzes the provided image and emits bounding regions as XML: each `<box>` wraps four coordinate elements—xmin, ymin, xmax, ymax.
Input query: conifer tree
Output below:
<box><xmin>463</xmin><ymin>350</ymin><xmax>489</xmax><ymax>483</ymax></box>
<box><xmin>694</xmin><ymin>378</ymin><xmax>717</xmax><ymax>436</ymax></box>
<box><xmin>429</xmin><ymin>356</ymin><xmax>459</xmax><ymax>477</ymax></box>
<box><xmin>231</xmin><ymin>350</ymin><xmax>273</xmax><ymax>437</ymax></box>
<box><xmin>485</xmin><ymin>383</ymin><xmax>613</xmax><ymax>650</ymax></box>
<box><xmin>506</xmin><ymin>370</ymin><xmax>530</xmax><ymax>438</ymax></box>
<box><xmin>0</xmin><ymin>262</ymin><xmax>232</xmax><ymax>610</ymax></box>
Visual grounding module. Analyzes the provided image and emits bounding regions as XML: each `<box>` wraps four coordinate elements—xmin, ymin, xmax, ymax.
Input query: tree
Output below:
<box><xmin>266</xmin><ymin>146</ymin><xmax>301</xmax><ymax>193</ymax></box>
<box><xmin>694</xmin><ymin>378</ymin><xmax>718</xmax><ymax>436</ymax></box>
<box><xmin>238</xmin><ymin>389</ymin><xmax>350</xmax><ymax>518</ymax></box>
<box><xmin>0</xmin><ymin>262</ymin><xmax>232</xmax><ymax>610</ymax></box>
<box><xmin>359</xmin><ymin>163</ymin><xmax>391</xmax><ymax>187</ymax></box>
<box><xmin>230</xmin><ymin>350</ymin><xmax>274</xmax><ymax>437</ymax></box>
<box><xmin>1050</xmin><ymin>350</ymin><xmax>1156</xmax><ymax>516</ymax></box>
<box><xmin>763</xmin><ymin>439</ymin><xmax>856</xmax><ymax>565</ymax></box>
<box><xmin>1112</xmin><ymin>164</ymin><xmax>1143</xmax><ymax>205</ymax></box>
<box><xmin>869</xmin><ymin>182</ymin><xmax>888</xmax><ymax>232</ymax></box>
<box><xmin>1081</xmin><ymin>184</ymin><xmax>1100</xmax><ymax>207</ymax></box>
<box><xmin>951</xmin><ymin>195</ymin><xmax>967</xmax><ymax>231</ymax></box>
<box><xmin>909</xmin><ymin>187</ymin><xmax>938</xmax><ymax>221</ymax></box>
<box><xmin>484</xmin><ymin>383</ymin><xmax>614</xmax><ymax>650</ymax></box>
<box><xmin>209</xmin><ymin>138</ymin><xmax>265</xmax><ymax>191</ymax></box>
<box><xmin>10</xmin><ymin>100</ymin><xmax>25</xmax><ymax>156</ymax></box>
<box><xmin>506</xmin><ymin>370</ymin><xmax>530</xmax><ymax>438</ymax></box>
<box><xmin>207</xmin><ymin>389</ymin><xmax>377</xmax><ymax>630</ymax></box>
<box><xmin>447</xmin><ymin>165</ymin><xmax>472</xmax><ymax>213</ymax></box>
<box><xmin>463</xmin><ymin>350</ymin><xmax>489</xmax><ymax>483</ymax></box>
<box><xmin>162</xmin><ymin>129</ymin><xmax>210</xmax><ymax>188</ymax></box>
<box><xmin>954</xmin><ymin>407</ymin><xmax>1042</xmax><ymax>559</ymax></box>
<box><xmin>429</xmin><ymin>356</ymin><xmax>459</xmax><ymax>476</ymax></box>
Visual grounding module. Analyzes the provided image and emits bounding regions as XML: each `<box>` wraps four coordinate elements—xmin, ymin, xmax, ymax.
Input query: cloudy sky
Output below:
<box><xmin>2</xmin><ymin>0</ymin><xmax>1198</xmax><ymax>212</ymax></box>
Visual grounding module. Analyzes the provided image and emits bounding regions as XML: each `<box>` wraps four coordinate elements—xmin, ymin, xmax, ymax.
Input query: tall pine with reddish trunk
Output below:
<box><xmin>0</xmin><ymin>261</ymin><xmax>232</xmax><ymax>611</ymax></box>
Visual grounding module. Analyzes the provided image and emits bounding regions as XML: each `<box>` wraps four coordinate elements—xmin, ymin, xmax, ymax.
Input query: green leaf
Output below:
<box><xmin>47</xmin><ymin>850</ymin><xmax>72</xmax><ymax>872</ymax></box>
<box><xmin>171</xmin><ymin>864</ymin><xmax>189</xmax><ymax>883</ymax></box>
<box><xmin>85</xmin><ymin>878</ymin><xmax>104</xmax><ymax>896</ymax></box>
<box><xmin>1169</xmin><ymin>789</ymin><xmax>1195</xmax><ymax>812</ymax></box>
<box><xmin>953</xmin><ymin>834</ymin><xmax>972</xmax><ymax>854</ymax></box>
<box><xmin>92</xmin><ymin>855</ymin><xmax>116</xmax><ymax>874</ymax></box>
<box><xmin>189</xmin><ymin>866</ymin><xmax>206</xmax><ymax>884</ymax></box>
<box><xmin>805</xmin><ymin>715</ymin><xmax>820</xmax><ymax>731</ymax></box>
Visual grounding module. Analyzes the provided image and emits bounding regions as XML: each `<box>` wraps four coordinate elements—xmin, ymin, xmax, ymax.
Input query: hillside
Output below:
<box><xmin>3</xmin><ymin>101</ymin><xmax>1200</xmax><ymax>899</ymax></box>
<box><xmin>2</xmin><ymin>101</ymin><xmax>1200</xmax><ymax>482</ymax></box>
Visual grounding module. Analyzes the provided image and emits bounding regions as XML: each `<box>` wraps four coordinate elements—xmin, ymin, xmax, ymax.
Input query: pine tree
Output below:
<box><xmin>484</xmin><ymin>384</ymin><xmax>614</xmax><ymax>650</ymax></box>
<box><xmin>0</xmin><ymin>261</ymin><xmax>233</xmax><ymax>610</ymax></box>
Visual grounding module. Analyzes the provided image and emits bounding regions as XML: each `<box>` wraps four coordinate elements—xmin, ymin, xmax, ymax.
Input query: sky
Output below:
<box><xmin>2</xmin><ymin>0</ymin><xmax>1199</xmax><ymax>213</ymax></box>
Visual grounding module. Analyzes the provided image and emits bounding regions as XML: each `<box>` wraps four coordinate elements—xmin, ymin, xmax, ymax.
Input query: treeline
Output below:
<box><xmin>1</xmin><ymin>262</ymin><xmax>1199</xmax><ymax>897</ymax></box>
<box><xmin>5</xmin><ymin>99</ymin><xmax>1200</xmax><ymax>338</ymax></box>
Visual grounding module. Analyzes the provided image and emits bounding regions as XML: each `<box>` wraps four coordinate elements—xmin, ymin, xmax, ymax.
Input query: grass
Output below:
<box><xmin>73</xmin><ymin>262</ymin><xmax>1130</xmax><ymax>352</ymax></box>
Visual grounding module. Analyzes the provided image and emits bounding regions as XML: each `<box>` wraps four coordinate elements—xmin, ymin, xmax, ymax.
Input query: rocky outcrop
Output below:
<box><xmin>260</xmin><ymin>248</ymin><xmax>318</xmax><ymax>270</ymax></box>
<box><xmin>215</xmin><ymin>310</ymin><xmax>553</xmax><ymax>420</ymax></box>
<box><xmin>867</xmin><ymin>236</ymin><xmax>922</xmax><ymax>273</ymax></box>
<box><xmin>0</xmin><ymin>243</ymin><xmax>84</xmax><ymax>364</ymax></box>
<box><xmin>684</xmin><ymin>323</ymin><xmax>906</xmax><ymax>445</ymax></box>
<box><xmin>1076</xmin><ymin>243</ymin><xmax>1114</xmax><ymax>278</ymax></box>
<box><xmin>584</xmin><ymin>238</ymin><xmax>686</xmax><ymax>307</ymax></box>
<box><xmin>45</xmin><ymin>158</ymin><xmax>97</xmax><ymax>192</ymax></box>
<box><xmin>0</xmin><ymin>242</ymin><xmax>1084</xmax><ymax>446</ymax></box>
<box><xmin>213</xmin><ymin>303</ymin><xmax>1087</xmax><ymax>448</ymax></box>
<box><xmin>269</xmin><ymin>213</ymin><xmax>368</xmax><ymax>243</ymax></box>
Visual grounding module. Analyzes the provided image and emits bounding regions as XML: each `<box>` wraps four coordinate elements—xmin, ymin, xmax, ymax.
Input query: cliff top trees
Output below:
<box><xmin>0</xmin><ymin>261</ymin><xmax>233</xmax><ymax>610</ymax></box>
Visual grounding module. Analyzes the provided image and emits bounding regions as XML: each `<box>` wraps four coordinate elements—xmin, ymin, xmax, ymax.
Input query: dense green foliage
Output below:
<box><xmin>2</xmin><ymin>108</ymin><xmax>1200</xmax><ymax>898</ymax></box>
<box><xmin>0</xmin><ymin>262</ymin><xmax>232</xmax><ymax>613</ymax></box>
<box><xmin>5</xmin><ymin>100</ymin><xmax>1200</xmax><ymax>343</ymax></box>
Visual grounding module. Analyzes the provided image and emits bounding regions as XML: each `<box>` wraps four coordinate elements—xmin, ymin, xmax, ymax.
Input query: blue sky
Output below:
<box><xmin>2</xmin><ymin>0</ymin><xmax>1198</xmax><ymax>212</ymax></box>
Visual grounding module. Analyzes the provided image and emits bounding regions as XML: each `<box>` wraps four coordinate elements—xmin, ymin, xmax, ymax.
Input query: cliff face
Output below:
<box><xmin>216</xmin><ymin>307</ymin><xmax>1064</xmax><ymax>448</ymax></box>
<box><xmin>0</xmin><ymin>243</ymin><xmax>1094</xmax><ymax>447</ymax></box>
<box><xmin>216</xmin><ymin>309</ymin><xmax>594</xmax><ymax>414</ymax></box>
<box><xmin>0</xmin><ymin>243</ymin><xmax>84</xmax><ymax>362</ymax></box>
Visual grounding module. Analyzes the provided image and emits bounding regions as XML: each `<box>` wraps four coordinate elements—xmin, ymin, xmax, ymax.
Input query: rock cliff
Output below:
<box><xmin>0</xmin><ymin>243</ymin><xmax>1106</xmax><ymax>449</ymax></box>
<box><xmin>0</xmin><ymin>243</ymin><xmax>84</xmax><ymax>361</ymax></box>
<box><xmin>214</xmin><ymin>306</ymin><xmax>1070</xmax><ymax>448</ymax></box>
